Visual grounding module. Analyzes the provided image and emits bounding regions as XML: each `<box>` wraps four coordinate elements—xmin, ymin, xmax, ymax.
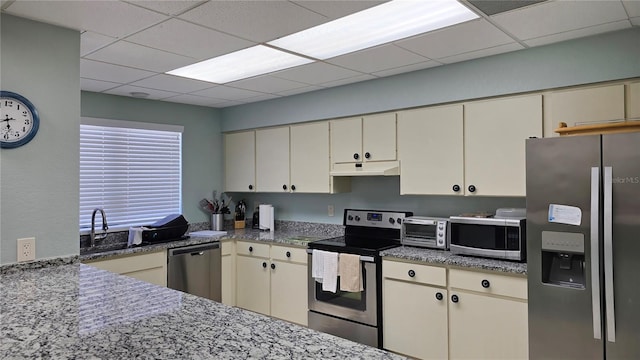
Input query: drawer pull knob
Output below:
<box><xmin>262</xmin><ymin>262</ymin><xmax>267</xmax><ymax>268</ymax></box>
<box><xmin>271</xmin><ymin>263</ymin><xmax>276</xmax><ymax>270</ymax></box>
<box><xmin>482</xmin><ymin>279</ymin><xmax>490</xmax><ymax>288</ymax></box>
<box><xmin>249</xmin><ymin>246</ymin><xmax>253</xmax><ymax>252</ymax></box>
<box><xmin>408</xmin><ymin>270</ymin><xmax>416</xmax><ymax>278</ymax></box>
<box><xmin>286</xmin><ymin>251</ymin><xmax>291</xmax><ymax>258</ymax></box>
<box><xmin>451</xmin><ymin>294</ymin><xmax>459</xmax><ymax>303</ymax></box>
<box><xmin>435</xmin><ymin>292</ymin><xmax>443</xmax><ymax>301</ymax></box>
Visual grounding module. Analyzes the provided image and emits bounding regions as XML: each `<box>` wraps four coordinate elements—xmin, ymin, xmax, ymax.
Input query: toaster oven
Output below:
<box><xmin>401</xmin><ymin>216</ymin><xmax>449</xmax><ymax>249</ymax></box>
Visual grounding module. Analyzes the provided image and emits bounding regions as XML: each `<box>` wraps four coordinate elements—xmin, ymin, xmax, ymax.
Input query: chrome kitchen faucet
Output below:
<box><xmin>90</xmin><ymin>208</ymin><xmax>108</xmax><ymax>247</ymax></box>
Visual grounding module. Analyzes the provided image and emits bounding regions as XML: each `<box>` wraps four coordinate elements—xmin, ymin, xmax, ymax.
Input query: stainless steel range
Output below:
<box><xmin>307</xmin><ymin>209</ymin><xmax>412</xmax><ymax>348</ymax></box>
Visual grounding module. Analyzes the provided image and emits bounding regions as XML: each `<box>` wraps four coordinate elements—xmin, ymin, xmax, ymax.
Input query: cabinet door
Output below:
<box><xmin>628</xmin><ymin>82</ymin><xmax>640</xmax><ymax>120</ymax></box>
<box><xmin>330</xmin><ymin>117</ymin><xmax>362</xmax><ymax>163</ymax></box>
<box><xmin>236</xmin><ymin>255</ymin><xmax>270</xmax><ymax>315</ymax></box>
<box><xmin>464</xmin><ymin>94</ymin><xmax>542</xmax><ymax>196</ymax></box>
<box><xmin>549</xmin><ymin>84</ymin><xmax>625</xmax><ymax>130</ymax></box>
<box><xmin>224</xmin><ymin>131</ymin><xmax>256</xmax><ymax>192</ymax></box>
<box><xmin>221</xmin><ymin>241</ymin><xmax>236</xmax><ymax>306</ymax></box>
<box><xmin>290</xmin><ymin>122</ymin><xmax>330</xmax><ymax>193</ymax></box>
<box><xmin>398</xmin><ymin>105</ymin><xmax>463</xmax><ymax>195</ymax></box>
<box><xmin>363</xmin><ymin>113</ymin><xmax>396</xmax><ymax>162</ymax></box>
<box><xmin>270</xmin><ymin>260</ymin><xmax>308</xmax><ymax>326</ymax></box>
<box><xmin>449</xmin><ymin>291</ymin><xmax>528</xmax><ymax>360</ymax></box>
<box><xmin>85</xmin><ymin>251</ymin><xmax>167</xmax><ymax>287</ymax></box>
<box><xmin>383</xmin><ymin>278</ymin><xmax>448</xmax><ymax>359</ymax></box>
<box><xmin>256</xmin><ymin>127</ymin><xmax>290</xmax><ymax>192</ymax></box>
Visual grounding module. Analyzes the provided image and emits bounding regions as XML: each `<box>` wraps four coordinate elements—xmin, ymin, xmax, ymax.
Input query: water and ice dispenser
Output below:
<box><xmin>541</xmin><ymin>231</ymin><xmax>586</xmax><ymax>289</ymax></box>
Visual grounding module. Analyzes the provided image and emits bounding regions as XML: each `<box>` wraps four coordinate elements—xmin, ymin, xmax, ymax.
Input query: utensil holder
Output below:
<box><xmin>211</xmin><ymin>213</ymin><xmax>224</xmax><ymax>231</ymax></box>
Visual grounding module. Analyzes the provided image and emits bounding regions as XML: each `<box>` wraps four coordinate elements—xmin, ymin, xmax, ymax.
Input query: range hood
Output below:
<box><xmin>329</xmin><ymin>161</ymin><xmax>400</xmax><ymax>177</ymax></box>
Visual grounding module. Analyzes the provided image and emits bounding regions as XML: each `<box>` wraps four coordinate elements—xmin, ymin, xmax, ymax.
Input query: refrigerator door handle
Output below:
<box><xmin>591</xmin><ymin>166</ymin><xmax>602</xmax><ymax>340</ymax></box>
<box><xmin>604</xmin><ymin>166</ymin><xmax>616</xmax><ymax>343</ymax></box>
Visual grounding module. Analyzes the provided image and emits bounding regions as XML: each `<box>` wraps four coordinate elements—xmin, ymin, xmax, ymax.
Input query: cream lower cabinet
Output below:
<box><xmin>235</xmin><ymin>241</ymin><xmax>308</xmax><ymax>325</ymax></box>
<box><xmin>448</xmin><ymin>268</ymin><xmax>528</xmax><ymax>360</ymax></box>
<box><xmin>83</xmin><ymin>250</ymin><xmax>167</xmax><ymax>287</ymax></box>
<box><xmin>221</xmin><ymin>241</ymin><xmax>236</xmax><ymax>306</ymax></box>
<box><xmin>383</xmin><ymin>260</ymin><xmax>448</xmax><ymax>359</ymax></box>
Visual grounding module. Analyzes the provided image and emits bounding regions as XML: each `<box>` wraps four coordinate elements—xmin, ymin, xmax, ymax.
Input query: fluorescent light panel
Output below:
<box><xmin>167</xmin><ymin>45</ymin><xmax>313</xmax><ymax>84</ymax></box>
<box><xmin>269</xmin><ymin>0</ymin><xmax>479</xmax><ymax>60</ymax></box>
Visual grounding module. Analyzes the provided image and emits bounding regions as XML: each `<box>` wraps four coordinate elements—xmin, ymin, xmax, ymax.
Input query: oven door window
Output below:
<box><xmin>452</xmin><ymin>224</ymin><xmax>507</xmax><ymax>250</ymax></box>
<box><xmin>404</xmin><ymin>223</ymin><xmax>436</xmax><ymax>240</ymax></box>
<box><xmin>314</xmin><ymin>265</ymin><xmax>367</xmax><ymax>311</ymax></box>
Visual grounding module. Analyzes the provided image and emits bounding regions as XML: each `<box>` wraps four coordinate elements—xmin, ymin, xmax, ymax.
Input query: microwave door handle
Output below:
<box><xmin>591</xmin><ymin>167</ymin><xmax>602</xmax><ymax>340</ymax></box>
<box><xmin>604</xmin><ymin>166</ymin><xmax>616</xmax><ymax>343</ymax></box>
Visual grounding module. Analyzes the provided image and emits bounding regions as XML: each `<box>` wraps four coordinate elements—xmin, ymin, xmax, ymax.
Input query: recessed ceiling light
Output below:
<box><xmin>268</xmin><ymin>0</ymin><xmax>479</xmax><ymax>60</ymax></box>
<box><xmin>167</xmin><ymin>45</ymin><xmax>313</xmax><ymax>84</ymax></box>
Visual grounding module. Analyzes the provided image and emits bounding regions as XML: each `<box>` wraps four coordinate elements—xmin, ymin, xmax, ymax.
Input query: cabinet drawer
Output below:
<box><xmin>383</xmin><ymin>260</ymin><xmax>446</xmax><ymax>287</ymax></box>
<box><xmin>271</xmin><ymin>245</ymin><xmax>307</xmax><ymax>264</ymax></box>
<box><xmin>85</xmin><ymin>250</ymin><xmax>166</xmax><ymax>275</ymax></box>
<box><xmin>449</xmin><ymin>268</ymin><xmax>527</xmax><ymax>300</ymax></box>
<box><xmin>236</xmin><ymin>241</ymin><xmax>270</xmax><ymax>258</ymax></box>
<box><xmin>221</xmin><ymin>241</ymin><xmax>234</xmax><ymax>256</ymax></box>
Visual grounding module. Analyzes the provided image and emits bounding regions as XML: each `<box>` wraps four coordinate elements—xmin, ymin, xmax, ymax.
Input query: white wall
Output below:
<box><xmin>1</xmin><ymin>14</ymin><xmax>80</xmax><ymax>264</ymax></box>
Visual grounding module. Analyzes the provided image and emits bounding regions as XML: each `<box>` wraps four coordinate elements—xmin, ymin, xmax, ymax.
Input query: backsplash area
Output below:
<box><xmin>230</xmin><ymin>176</ymin><xmax>526</xmax><ymax>224</ymax></box>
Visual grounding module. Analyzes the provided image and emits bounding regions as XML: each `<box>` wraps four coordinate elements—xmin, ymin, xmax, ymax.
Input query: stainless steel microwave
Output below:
<box><xmin>449</xmin><ymin>216</ymin><xmax>526</xmax><ymax>261</ymax></box>
<box><xmin>402</xmin><ymin>216</ymin><xmax>449</xmax><ymax>250</ymax></box>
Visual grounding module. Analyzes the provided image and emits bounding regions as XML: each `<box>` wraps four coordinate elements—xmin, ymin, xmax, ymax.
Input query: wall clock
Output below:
<box><xmin>1</xmin><ymin>91</ymin><xmax>40</xmax><ymax>148</ymax></box>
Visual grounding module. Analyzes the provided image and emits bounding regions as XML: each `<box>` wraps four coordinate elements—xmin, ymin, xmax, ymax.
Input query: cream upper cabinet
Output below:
<box><xmin>330</xmin><ymin>117</ymin><xmax>362</xmax><ymax>163</ymax></box>
<box><xmin>448</xmin><ymin>269</ymin><xmax>528</xmax><ymax>360</ymax></box>
<box><xmin>330</xmin><ymin>113</ymin><xmax>396</xmax><ymax>163</ymax></box>
<box><xmin>546</xmin><ymin>84</ymin><xmax>625</xmax><ymax>136</ymax></box>
<box><xmin>290</xmin><ymin>122</ymin><xmax>330</xmax><ymax>193</ymax></box>
<box><xmin>464</xmin><ymin>94</ymin><xmax>542</xmax><ymax>196</ymax></box>
<box><xmin>383</xmin><ymin>260</ymin><xmax>448</xmax><ymax>359</ymax></box>
<box><xmin>256</xmin><ymin>127</ymin><xmax>290</xmax><ymax>192</ymax></box>
<box><xmin>224</xmin><ymin>130</ymin><xmax>256</xmax><ymax>192</ymax></box>
<box><xmin>398</xmin><ymin>105</ymin><xmax>464</xmax><ymax>195</ymax></box>
<box><xmin>84</xmin><ymin>250</ymin><xmax>167</xmax><ymax>287</ymax></box>
<box><xmin>627</xmin><ymin>82</ymin><xmax>640</xmax><ymax>120</ymax></box>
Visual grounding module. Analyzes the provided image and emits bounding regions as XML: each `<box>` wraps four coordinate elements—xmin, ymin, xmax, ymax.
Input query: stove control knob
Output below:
<box><xmin>354</xmin><ymin>215</ymin><xmax>361</xmax><ymax>222</ymax></box>
<box><xmin>396</xmin><ymin>218</ymin><xmax>402</xmax><ymax>224</ymax></box>
<box><xmin>348</xmin><ymin>215</ymin><xmax>354</xmax><ymax>221</ymax></box>
<box><xmin>389</xmin><ymin>218</ymin><xmax>395</xmax><ymax>224</ymax></box>
<box><xmin>439</xmin><ymin>232</ymin><xmax>444</xmax><ymax>237</ymax></box>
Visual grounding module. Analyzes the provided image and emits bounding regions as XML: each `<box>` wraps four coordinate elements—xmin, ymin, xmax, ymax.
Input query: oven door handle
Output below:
<box><xmin>306</xmin><ymin>249</ymin><xmax>375</xmax><ymax>263</ymax></box>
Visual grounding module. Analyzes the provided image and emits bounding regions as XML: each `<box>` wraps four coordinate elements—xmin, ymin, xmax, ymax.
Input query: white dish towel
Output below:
<box><xmin>312</xmin><ymin>249</ymin><xmax>325</xmax><ymax>283</ymax></box>
<box><xmin>338</xmin><ymin>253</ymin><xmax>363</xmax><ymax>292</ymax></box>
<box><xmin>322</xmin><ymin>251</ymin><xmax>339</xmax><ymax>293</ymax></box>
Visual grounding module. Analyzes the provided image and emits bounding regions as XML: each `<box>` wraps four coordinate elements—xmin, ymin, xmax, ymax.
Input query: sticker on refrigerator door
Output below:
<box><xmin>548</xmin><ymin>204</ymin><xmax>582</xmax><ymax>226</ymax></box>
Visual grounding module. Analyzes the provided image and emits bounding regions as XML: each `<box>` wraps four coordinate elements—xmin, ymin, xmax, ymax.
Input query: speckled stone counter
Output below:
<box><xmin>0</xmin><ymin>263</ymin><xmax>404</xmax><ymax>359</ymax></box>
<box><xmin>380</xmin><ymin>246</ymin><xmax>527</xmax><ymax>275</ymax></box>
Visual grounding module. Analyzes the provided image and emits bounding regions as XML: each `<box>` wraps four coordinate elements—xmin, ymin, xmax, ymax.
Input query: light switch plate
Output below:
<box><xmin>328</xmin><ymin>205</ymin><xmax>335</xmax><ymax>217</ymax></box>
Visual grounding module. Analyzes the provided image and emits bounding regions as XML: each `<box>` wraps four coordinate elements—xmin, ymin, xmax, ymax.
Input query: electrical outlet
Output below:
<box><xmin>17</xmin><ymin>237</ymin><xmax>36</xmax><ymax>262</ymax></box>
<box><xmin>328</xmin><ymin>205</ymin><xmax>335</xmax><ymax>217</ymax></box>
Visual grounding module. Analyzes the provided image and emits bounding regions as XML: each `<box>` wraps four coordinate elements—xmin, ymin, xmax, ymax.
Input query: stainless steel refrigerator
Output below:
<box><xmin>526</xmin><ymin>132</ymin><xmax>640</xmax><ymax>359</ymax></box>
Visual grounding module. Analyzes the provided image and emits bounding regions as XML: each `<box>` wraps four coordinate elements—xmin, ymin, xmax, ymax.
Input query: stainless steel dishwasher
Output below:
<box><xmin>167</xmin><ymin>242</ymin><xmax>221</xmax><ymax>302</ymax></box>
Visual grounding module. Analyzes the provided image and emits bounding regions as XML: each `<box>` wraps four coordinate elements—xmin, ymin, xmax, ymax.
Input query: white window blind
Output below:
<box><xmin>79</xmin><ymin>118</ymin><xmax>183</xmax><ymax>231</ymax></box>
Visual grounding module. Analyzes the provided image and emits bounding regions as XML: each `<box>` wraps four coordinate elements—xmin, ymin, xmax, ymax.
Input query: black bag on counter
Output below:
<box><xmin>142</xmin><ymin>214</ymin><xmax>189</xmax><ymax>244</ymax></box>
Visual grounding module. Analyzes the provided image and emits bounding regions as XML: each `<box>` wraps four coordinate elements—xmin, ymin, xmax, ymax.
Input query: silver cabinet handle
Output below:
<box><xmin>604</xmin><ymin>166</ymin><xmax>616</xmax><ymax>342</ymax></box>
<box><xmin>591</xmin><ymin>167</ymin><xmax>602</xmax><ymax>340</ymax></box>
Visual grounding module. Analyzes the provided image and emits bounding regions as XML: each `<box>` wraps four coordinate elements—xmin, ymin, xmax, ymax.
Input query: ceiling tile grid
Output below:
<box><xmin>2</xmin><ymin>0</ymin><xmax>637</xmax><ymax>108</ymax></box>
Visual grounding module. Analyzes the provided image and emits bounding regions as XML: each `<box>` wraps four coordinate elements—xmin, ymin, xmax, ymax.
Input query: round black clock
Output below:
<box><xmin>1</xmin><ymin>91</ymin><xmax>40</xmax><ymax>148</ymax></box>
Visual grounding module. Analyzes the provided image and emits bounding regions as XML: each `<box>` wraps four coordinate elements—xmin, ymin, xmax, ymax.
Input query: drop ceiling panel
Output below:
<box><xmin>437</xmin><ymin>42</ymin><xmax>524</xmax><ymax>64</ymax></box>
<box><xmin>130</xmin><ymin>74</ymin><xmax>214</xmax><ymax>93</ymax></box>
<box><xmin>125</xmin><ymin>0</ymin><xmax>205</xmax><ymax>16</ymax></box>
<box><xmin>126</xmin><ymin>19</ymin><xmax>254</xmax><ymax>60</ymax></box>
<box><xmin>162</xmin><ymin>94</ymin><xmax>227</xmax><ymax>107</ymax></box>
<box><xmin>326</xmin><ymin>44</ymin><xmax>428</xmax><ymax>74</ymax></box>
<box><xmin>81</xmin><ymin>31</ymin><xmax>116</xmax><ymax>56</ymax></box>
<box><xmin>396</xmin><ymin>19</ymin><xmax>516</xmax><ymax>60</ymax></box>
<box><xmin>372</xmin><ymin>61</ymin><xmax>440</xmax><ymax>77</ymax></box>
<box><xmin>80</xmin><ymin>78</ymin><xmax>121</xmax><ymax>93</ymax></box>
<box><xmin>4</xmin><ymin>1</ymin><xmax>167</xmax><ymax>38</ymax></box>
<box><xmin>80</xmin><ymin>59</ymin><xmax>155</xmax><ymax>83</ymax></box>
<box><xmin>524</xmin><ymin>20</ymin><xmax>632</xmax><ymax>47</ymax></box>
<box><xmin>276</xmin><ymin>85</ymin><xmax>324</xmax><ymax>97</ymax></box>
<box><xmin>85</xmin><ymin>41</ymin><xmax>195</xmax><ymax>73</ymax></box>
<box><xmin>320</xmin><ymin>74</ymin><xmax>378</xmax><ymax>88</ymax></box>
<box><xmin>192</xmin><ymin>86</ymin><xmax>264</xmax><ymax>101</ymax></box>
<box><xmin>228</xmin><ymin>76</ymin><xmax>309</xmax><ymax>93</ymax></box>
<box><xmin>240</xmin><ymin>94</ymin><xmax>282</xmax><ymax>104</ymax></box>
<box><xmin>105</xmin><ymin>85</ymin><xmax>181</xmax><ymax>100</ymax></box>
<box><xmin>272</xmin><ymin>62</ymin><xmax>363</xmax><ymax>85</ymax></box>
<box><xmin>178</xmin><ymin>1</ymin><xmax>328</xmax><ymax>43</ymax></box>
<box><xmin>291</xmin><ymin>1</ymin><xmax>386</xmax><ymax>19</ymax></box>
<box><xmin>492</xmin><ymin>0</ymin><xmax>630</xmax><ymax>40</ymax></box>
<box><xmin>623</xmin><ymin>0</ymin><xmax>640</xmax><ymax>17</ymax></box>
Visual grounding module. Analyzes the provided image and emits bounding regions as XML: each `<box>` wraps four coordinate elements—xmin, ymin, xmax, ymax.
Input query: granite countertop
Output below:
<box><xmin>0</xmin><ymin>263</ymin><xmax>404</xmax><ymax>359</ymax></box>
<box><xmin>380</xmin><ymin>246</ymin><xmax>527</xmax><ymax>275</ymax></box>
